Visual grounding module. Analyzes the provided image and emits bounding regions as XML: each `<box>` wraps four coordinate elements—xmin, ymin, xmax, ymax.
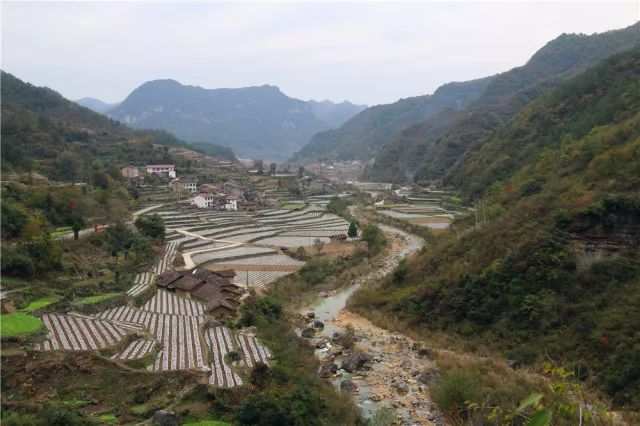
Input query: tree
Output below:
<box><xmin>269</xmin><ymin>162</ymin><xmax>277</xmax><ymax>175</ymax></box>
<box><xmin>361</xmin><ymin>224</ymin><xmax>387</xmax><ymax>256</ymax></box>
<box><xmin>298</xmin><ymin>166</ymin><xmax>305</xmax><ymax>178</ymax></box>
<box><xmin>134</xmin><ymin>214</ymin><xmax>165</xmax><ymax>242</ymax></box>
<box><xmin>70</xmin><ymin>214</ymin><xmax>85</xmax><ymax>241</ymax></box>
<box><xmin>347</xmin><ymin>221</ymin><xmax>358</xmax><ymax>238</ymax></box>
<box><xmin>312</xmin><ymin>238</ymin><xmax>325</xmax><ymax>255</ymax></box>
<box><xmin>254</xmin><ymin>159</ymin><xmax>264</xmax><ymax>174</ymax></box>
<box><xmin>1</xmin><ymin>200</ymin><xmax>27</xmax><ymax>239</ymax></box>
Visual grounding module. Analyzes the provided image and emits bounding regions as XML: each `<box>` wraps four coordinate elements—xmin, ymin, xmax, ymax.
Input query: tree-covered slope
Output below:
<box><xmin>0</xmin><ymin>72</ymin><xmax>233</xmax><ymax>180</ymax></box>
<box><xmin>365</xmin><ymin>22</ymin><xmax>640</xmax><ymax>183</ymax></box>
<box><xmin>290</xmin><ymin>77</ymin><xmax>492</xmax><ymax>163</ymax></box>
<box><xmin>351</xmin><ymin>46</ymin><xmax>640</xmax><ymax>409</ymax></box>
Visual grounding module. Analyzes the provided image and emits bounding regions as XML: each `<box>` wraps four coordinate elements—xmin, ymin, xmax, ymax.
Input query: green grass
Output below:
<box><xmin>1</xmin><ymin>313</ymin><xmax>44</xmax><ymax>338</ymax></box>
<box><xmin>98</xmin><ymin>414</ymin><xmax>117</xmax><ymax>423</ymax></box>
<box><xmin>72</xmin><ymin>278</ymin><xmax>104</xmax><ymax>288</ymax></box>
<box><xmin>184</xmin><ymin>421</ymin><xmax>233</xmax><ymax>426</ymax></box>
<box><xmin>50</xmin><ymin>226</ymin><xmax>72</xmax><ymax>238</ymax></box>
<box><xmin>280</xmin><ymin>203</ymin><xmax>303</xmax><ymax>209</ymax></box>
<box><xmin>72</xmin><ymin>292</ymin><xmax>120</xmax><ymax>306</ymax></box>
<box><xmin>21</xmin><ymin>295</ymin><xmax>63</xmax><ymax>312</ymax></box>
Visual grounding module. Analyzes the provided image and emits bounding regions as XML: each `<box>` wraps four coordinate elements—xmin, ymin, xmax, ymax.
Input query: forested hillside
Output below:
<box><xmin>291</xmin><ymin>77</ymin><xmax>492</xmax><ymax>163</ymax></box>
<box><xmin>364</xmin><ymin>22</ymin><xmax>640</xmax><ymax>183</ymax></box>
<box><xmin>351</xmin><ymin>46</ymin><xmax>640</xmax><ymax>410</ymax></box>
<box><xmin>0</xmin><ymin>72</ymin><xmax>234</xmax><ymax>181</ymax></box>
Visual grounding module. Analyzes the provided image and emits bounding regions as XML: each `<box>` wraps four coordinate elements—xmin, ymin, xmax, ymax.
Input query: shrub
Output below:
<box><xmin>134</xmin><ymin>214</ymin><xmax>165</xmax><ymax>242</ymax></box>
<box><xmin>433</xmin><ymin>371</ymin><xmax>480</xmax><ymax>413</ymax></box>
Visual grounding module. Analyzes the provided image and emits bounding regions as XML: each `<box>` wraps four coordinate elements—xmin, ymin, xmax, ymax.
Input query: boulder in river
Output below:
<box><xmin>306</xmin><ymin>311</ymin><xmax>316</xmax><ymax>319</ymax></box>
<box><xmin>340</xmin><ymin>379</ymin><xmax>358</xmax><ymax>393</ymax></box>
<box><xmin>317</xmin><ymin>362</ymin><xmax>338</xmax><ymax>378</ymax></box>
<box><xmin>393</xmin><ymin>381</ymin><xmax>409</xmax><ymax>394</ymax></box>
<box><xmin>313</xmin><ymin>320</ymin><xmax>325</xmax><ymax>330</ymax></box>
<box><xmin>301</xmin><ymin>327</ymin><xmax>316</xmax><ymax>338</ymax></box>
<box><xmin>341</xmin><ymin>351</ymin><xmax>372</xmax><ymax>373</ymax></box>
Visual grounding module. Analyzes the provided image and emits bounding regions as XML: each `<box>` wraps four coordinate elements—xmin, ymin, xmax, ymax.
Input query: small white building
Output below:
<box><xmin>146</xmin><ymin>164</ymin><xmax>176</xmax><ymax>178</ymax></box>
<box><xmin>225</xmin><ymin>195</ymin><xmax>238</xmax><ymax>211</ymax></box>
<box><xmin>192</xmin><ymin>192</ymin><xmax>215</xmax><ymax>209</ymax></box>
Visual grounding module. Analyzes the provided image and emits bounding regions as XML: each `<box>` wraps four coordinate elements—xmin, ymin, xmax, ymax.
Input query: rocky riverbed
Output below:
<box><xmin>297</xmin><ymin>225</ymin><xmax>445</xmax><ymax>425</ymax></box>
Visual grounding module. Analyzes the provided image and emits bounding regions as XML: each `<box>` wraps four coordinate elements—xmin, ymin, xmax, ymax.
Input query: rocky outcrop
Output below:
<box><xmin>152</xmin><ymin>410</ymin><xmax>180</xmax><ymax>426</ymax></box>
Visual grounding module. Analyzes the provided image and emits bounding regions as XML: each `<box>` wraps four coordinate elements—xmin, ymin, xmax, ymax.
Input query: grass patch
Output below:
<box><xmin>20</xmin><ymin>295</ymin><xmax>63</xmax><ymax>312</ymax></box>
<box><xmin>50</xmin><ymin>226</ymin><xmax>72</xmax><ymax>238</ymax></box>
<box><xmin>98</xmin><ymin>413</ymin><xmax>117</xmax><ymax>423</ymax></box>
<box><xmin>1</xmin><ymin>313</ymin><xmax>44</xmax><ymax>338</ymax></box>
<box><xmin>280</xmin><ymin>203</ymin><xmax>303</xmax><ymax>209</ymax></box>
<box><xmin>184</xmin><ymin>421</ymin><xmax>233</xmax><ymax>426</ymax></box>
<box><xmin>72</xmin><ymin>292</ymin><xmax>120</xmax><ymax>306</ymax></box>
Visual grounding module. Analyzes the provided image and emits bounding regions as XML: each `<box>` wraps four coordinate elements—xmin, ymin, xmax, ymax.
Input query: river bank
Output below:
<box><xmin>293</xmin><ymin>224</ymin><xmax>443</xmax><ymax>424</ymax></box>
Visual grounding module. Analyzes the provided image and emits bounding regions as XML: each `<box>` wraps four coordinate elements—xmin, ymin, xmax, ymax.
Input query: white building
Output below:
<box><xmin>192</xmin><ymin>192</ymin><xmax>215</xmax><ymax>208</ymax></box>
<box><xmin>225</xmin><ymin>195</ymin><xmax>238</xmax><ymax>211</ymax></box>
<box><xmin>146</xmin><ymin>164</ymin><xmax>176</xmax><ymax>178</ymax></box>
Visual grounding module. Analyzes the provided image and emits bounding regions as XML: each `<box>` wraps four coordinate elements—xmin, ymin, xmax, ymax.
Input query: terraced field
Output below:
<box><xmin>35</xmin><ymin>313</ymin><xmax>128</xmax><ymax>351</ymax></box>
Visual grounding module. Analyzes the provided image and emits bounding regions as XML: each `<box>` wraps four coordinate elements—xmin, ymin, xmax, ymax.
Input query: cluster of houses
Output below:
<box><xmin>187</xmin><ymin>180</ymin><xmax>280</xmax><ymax>211</ymax></box>
<box><xmin>121</xmin><ymin>164</ymin><xmax>177</xmax><ymax>179</ymax></box>
<box><xmin>156</xmin><ymin>268</ymin><xmax>242</xmax><ymax>317</ymax></box>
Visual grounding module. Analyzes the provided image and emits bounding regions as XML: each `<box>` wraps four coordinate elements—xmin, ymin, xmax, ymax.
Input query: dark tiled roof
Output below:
<box><xmin>156</xmin><ymin>271</ymin><xmax>183</xmax><ymax>288</ymax></box>
<box><xmin>173</xmin><ymin>276</ymin><xmax>203</xmax><ymax>291</ymax></box>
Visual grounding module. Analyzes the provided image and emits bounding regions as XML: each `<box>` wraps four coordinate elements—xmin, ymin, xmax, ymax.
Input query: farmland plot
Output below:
<box><xmin>154</xmin><ymin>242</ymin><xmax>177</xmax><ymax>275</ymax></box>
<box><xmin>236</xmin><ymin>333</ymin><xmax>272</xmax><ymax>367</ymax></box>
<box><xmin>142</xmin><ymin>290</ymin><xmax>206</xmax><ymax>316</ymax></box>
<box><xmin>232</xmin><ymin>270</ymin><xmax>293</xmax><ymax>288</ymax></box>
<box><xmin>35</xmin><ymin>313</ymin><xmax>127</xmax><ymax>351</ymax></box>
<box><xmin>219</xmin><ymin>254</ymin><xmax>304</xmax><ymax>267</ymax></box>
<box><xmin>192</xmin><ymin>246</ymin><xmax>275</xmax><ymax>265</ymax></box>
<box><xmin>258</xmin><ymin>236</ymin><xmax>331</xmax><ymax>247</ymax></box>
<box><xmin>111</xmin><ymin>339</ymin><xmax>156</xmax><ymax>360</ymax></box>
<box><xmin>147</xmin><ymin>313</ymin><xmax>206</xmax><ymax>371</ymax></box>
<box><xmin>98</xmin><ymin>304</ymin><xmax>207</xmax><ymax>371</ymax></box>
<box><xmin>205</xmin><ymin>327</ymin><xmax>243</xmax><ymax>387</ymax></box>
<box><xmin>127</xmin><ymin>272</ymin><xmax>153</xmax><ymax>297</ymax></box>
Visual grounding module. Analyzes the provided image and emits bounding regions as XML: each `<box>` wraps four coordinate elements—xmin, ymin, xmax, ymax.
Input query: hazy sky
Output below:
<box><xmin>2</xmin><ymin>1</ymin><xmax>638</xmax><ymax>105</ymax></box>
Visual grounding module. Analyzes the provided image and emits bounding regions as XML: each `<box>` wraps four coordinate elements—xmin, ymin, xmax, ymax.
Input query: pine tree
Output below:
<box><xmin>347</xmin><ymin>221</ymin><xmax>358</xmax><ymax>238</ymax></box>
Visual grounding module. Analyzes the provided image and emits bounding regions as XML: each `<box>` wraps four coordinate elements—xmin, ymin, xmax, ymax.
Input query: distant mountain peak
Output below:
<box><xmin>105</xmin><ymin>79</ymin><xmax>365</xmax><ymax>161</ymax></box>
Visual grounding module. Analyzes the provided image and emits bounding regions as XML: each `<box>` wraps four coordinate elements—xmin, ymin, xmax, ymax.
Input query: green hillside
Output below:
<box><xmin>0</xmin><ymin>72</ymin><xmax>234</xmax><ymax>180</ymax></box>
<box><xmin>351</xmin><ymin>46</ymin><xmax>640</xmax><ymax>409</ymax></box>
<box><xmin>291</xmin><ymin>77</ymin><xmax>492</xmax><ymax>163</ymax></box>
<box><xmin>364</xmin><ymin>22</ymin><xmax>640</xmax><ymax>183</ymax></box>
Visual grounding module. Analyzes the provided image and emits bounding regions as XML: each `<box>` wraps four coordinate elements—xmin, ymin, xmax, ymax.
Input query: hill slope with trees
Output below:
<box><xmin>291</xmin><ymin>77</ymin><xmax>492</xmax><ymax>163</ymax></box>
<box><xmin>364</xmin><ymin>22</ymin><xmax>640</xmax><ymax>183</ymax></box>
<box><xmin>351</xmin><ymin>46</ymin><xmax>640</xmax><ymax>410</ymax></box>
<box><xmin>0</xmin><ymin>72</ymin><xmax>234</xmax><ymax>181</ymax></box>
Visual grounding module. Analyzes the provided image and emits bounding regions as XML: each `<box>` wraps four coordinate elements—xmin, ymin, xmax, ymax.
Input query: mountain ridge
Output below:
<box><xmin>106</xmin><ymin>79</ymin><xmax>366</xmax><ymax>161</ymax></box>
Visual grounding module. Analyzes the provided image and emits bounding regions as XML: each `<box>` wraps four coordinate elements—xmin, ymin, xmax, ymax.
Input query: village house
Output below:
<box><xmin>146</xmin><ymin>164</ymin><xmax>176</xmax><ymax>178</ymax></box>
<box><xmin>192</xmin><ymin>192</ymin><xmax>215</xmax><ymax>208</ymax></box>
<box><xmin>199</xmin><ymin>183</ymin><xmax>221</xmax><ymax>194</ymax></box>
<box><xmin>121</xmin><ymin>165</ymin><xmax>139</xmax><ymax>178</ymax></box>
<box><xmin>225</xmin><ymin>194</ymin><xmax>239</xmax><ymax>211</ymax></box>
<box><xmin>264</xmin><ymin>197</ymin><xmax>279</xmax><ymax>208</ymax></box>
<box><xmin>170</xmin><ymin>178</ymin><xmax>198</xmax><ymax>193</ymax></box>
<box><xmin>155</xmin><ymin>269</ymin><xmax>242</xmax><ymax>317</ymax></box>
<box><xmin>309</xmin><ymin>177</ymin><xmax>332</xmax><ymax>193</ymax></box>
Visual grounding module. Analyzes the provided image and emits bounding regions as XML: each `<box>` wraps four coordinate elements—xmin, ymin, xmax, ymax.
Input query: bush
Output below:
<box><xmin>134</xmin><ymin>214</ymin><xmax>165</xmax><ymax>242</ymax></box>
<box><xmin>433</xmin><ymin>371</ymin><xmax>480</xmax><ymax>413</ymax></box>
<box><xmin>1</xmin><ymin>248</ymin><xmax>35</xmax><ymax>278</ymax></box>
<box><xmin>360</xmin><ymin>224</ymin><xmax>387</xmax><ymax>256</ymax></box>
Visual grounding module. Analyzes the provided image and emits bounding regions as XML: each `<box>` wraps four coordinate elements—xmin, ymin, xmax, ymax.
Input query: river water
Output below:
<box><xmin>305</xmin><ymin>225</ymin><xmax>424</xmax><ymax>420</ymax></box>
